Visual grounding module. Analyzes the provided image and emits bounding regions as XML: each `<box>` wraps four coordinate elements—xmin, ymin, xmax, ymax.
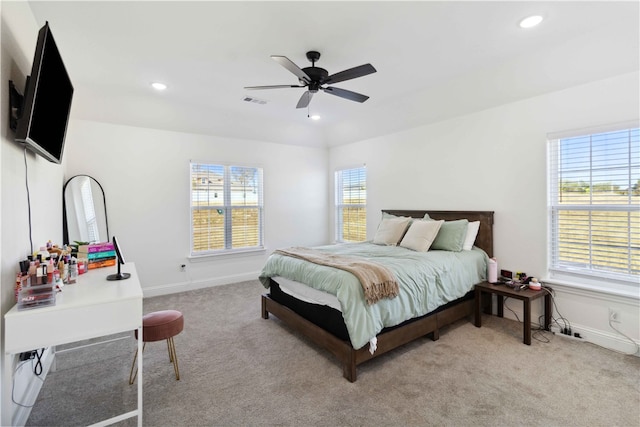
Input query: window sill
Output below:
<box><xmin>188</xmin><ymin>247</ymin><xmax>266</xmax><ymax>261</ymax></box>
<box><xmin>542</xmin><ymin>276</ymin><xmax>639</xmax><ymax>302</ymax></box>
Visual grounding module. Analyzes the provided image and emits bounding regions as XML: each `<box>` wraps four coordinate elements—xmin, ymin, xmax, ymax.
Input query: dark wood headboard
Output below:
<box><xmin>382</xmin><ymin>210</ymin><xmax>494</xmax><ymax>258</ymax></box>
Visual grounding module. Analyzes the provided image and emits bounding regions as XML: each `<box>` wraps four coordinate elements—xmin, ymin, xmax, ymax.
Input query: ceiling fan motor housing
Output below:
<box><xmin>301</xmin><ymin>67</ymin><xmax>328</xmax><ymax>91</ymax></box>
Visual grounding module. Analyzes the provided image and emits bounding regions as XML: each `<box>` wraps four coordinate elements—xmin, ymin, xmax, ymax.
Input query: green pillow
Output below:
<box><xmin>425</xmin><ymin>216</ymin><xmax>469</xmax><ymax>251</ymax></box>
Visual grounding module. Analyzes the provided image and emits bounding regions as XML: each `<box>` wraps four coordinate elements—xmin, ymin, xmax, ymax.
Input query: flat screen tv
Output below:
<box><xmin>15</xmin><ymin>22</ymin><xmax>73</xmax><ymax>164</ymax></box>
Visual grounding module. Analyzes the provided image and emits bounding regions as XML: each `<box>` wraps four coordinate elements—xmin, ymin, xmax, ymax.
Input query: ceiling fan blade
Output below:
<box><xmin>323</xmin><ymin>64</ymin><xmax>376</xmax><ymax>85</ymax></box>
<box><xmin>296</xmin><ymin>91</ymin><xmax>315</xmax><ymax>109</ymax></box>
<box><xmin>271</xmin><ymin>55</ymin><xmax>311</xmax><ymax>84</ymax></box>
<box><xmin>322</xmin><ymin>86</ymin><xmax>369</xmax><ymax>103</ymax></box>
<box><xmin>244</xmin><ymin>85</ymin><xmax>305</xmax><ymax>90</ymax></box>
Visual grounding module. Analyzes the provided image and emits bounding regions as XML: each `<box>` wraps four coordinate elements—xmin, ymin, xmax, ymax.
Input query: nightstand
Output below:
<box><xmin>474</xmin><ymin>281</ymin><xmax>552</xmax><ymax>345</ymax></box>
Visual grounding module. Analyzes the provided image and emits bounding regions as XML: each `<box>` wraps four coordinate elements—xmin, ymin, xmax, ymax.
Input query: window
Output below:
<box><xmin>548</xmin><ymin>127</ymin><xmax>639</xmax><ymax>285</ymax></box>
<box><xmin>80</xmin><ymin>178</ymin><xmax>100</xmax><ymax>242</ymax></box>
<box><xmin>190</xmin><ymin>163</ymin><xmax>263</xmax><ymax>255</ymax></box>
<box><xmin>335</xmin><ymin>166</ymin><xmax>366</xmax><ymax>242</ymax></box>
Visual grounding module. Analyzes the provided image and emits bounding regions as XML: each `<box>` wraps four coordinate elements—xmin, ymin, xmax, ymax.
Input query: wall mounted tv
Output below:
<box><xmin>15</xmin><ymin>21</ymin><xmax>73</xmax><ymax>164</ymax></box>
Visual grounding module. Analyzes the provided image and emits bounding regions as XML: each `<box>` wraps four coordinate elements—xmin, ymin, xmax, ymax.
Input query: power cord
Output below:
<box><xmin>12</xmin><ymin>354</ymin><xmax>45</xmax><ymax>408</ymax></box>
<box><xmin>534</xmin><ymin>314</ymin><xmax>551</xmax><ymax>343</ymax></box>
<box><xmin>541</xmin><ymin>286</ymin><xmax>572</xmax><ymax>335</ymax></box>
<box><xmin>607</xmin><ymin>318</ymin><xmax>640</xmax><ymax>356</ymax></box>
<box><xmin>503</xmin><ymin>297</ymin><xmax>551</xmax><ymax>343</ymax></box>
<box><xmin>23</xmin><ymin>147</ymin><xmax>34</xmax><ymax>255</ymax></box>
<box><xmin>505</xmin><ymin>285</ymin><xmax>638</xmax><ymax>355</ymax></box>
<box><xmin>34</xmin><ymin>348</ymin><xmax>44</xmax><ymax>376</ymax></box>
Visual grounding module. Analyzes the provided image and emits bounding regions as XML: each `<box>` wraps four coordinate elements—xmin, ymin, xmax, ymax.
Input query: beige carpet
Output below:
<box><xmin>26</xmin><ymin>280</ymin><xmax>640</xmax><ymax>426</ymax></box>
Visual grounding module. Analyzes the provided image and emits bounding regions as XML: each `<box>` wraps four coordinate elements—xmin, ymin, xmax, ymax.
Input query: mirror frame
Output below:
<box><xmin>62</xmin><ymin>174</ymin><xmax>110</xmax><ymax>245</ymax></box>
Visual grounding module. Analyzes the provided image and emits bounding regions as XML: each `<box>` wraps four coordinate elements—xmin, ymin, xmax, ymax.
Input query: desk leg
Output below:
<box><xmin>523</xmin><ymin>299</ymin><xmax>532</xmax><ymax>345</ymax></box>
<box><xmin>51</xmin><ymin>346</ymin><xmax>57</xmax><ymax>372</ymax></box>
<box><xmin>2</xmin><ymin>353</ymin><xmax>12</xmax><ymax>426</ymax></box>
<box><xmin>474</xmin><ymin>288</ymin><xmax>482</xmax><ymax>327</ymax></box>
<box><xmin>544</xmin><ymin>294</ymin><xmax>552</xmax><ymax>331</ymax></box>
<box><xmin>497</xmin><ymin>295</ymin><xmax>504</xmax><ymax>318</ymax></box>
<box><xmin>137</xmin><ymin>326</ymin><xmax>143</xmax><ymax>427</ymax></box>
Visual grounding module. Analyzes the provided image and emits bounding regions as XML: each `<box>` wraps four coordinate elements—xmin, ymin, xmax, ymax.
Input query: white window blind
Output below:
<box><xmin>335</xmin><ymin>166</ymin><xmax>366</xmax><ymax>242</ymax></box>
<box><xmin>80</xmin><ymin>178</ymin><xmax>100</xmax><ymax>243</ymax></box>
<box><xmin>190</xmin><ymin>163</ymin><xmax>264</xmax><ymax>255</ymax></box>
<box><xmin>548</xmin><ymin>127</ymin><xmax>639</xmax><ymax>284</ymax></box>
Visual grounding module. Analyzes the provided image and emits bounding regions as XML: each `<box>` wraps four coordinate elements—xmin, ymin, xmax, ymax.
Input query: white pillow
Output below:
<box><xmin>373</xmin><ymin>216</ymin><xmax>411</xmax><ymax>246</ymax></box>
<box><xmin>400</xmin><ymin>220</ymin><xmax>444</xmax><ymax>252</ymax></box>
<box><xmin>462</xmin><ymin>221</ymin><xmax>480</xmax><ymax>251</ymax></box>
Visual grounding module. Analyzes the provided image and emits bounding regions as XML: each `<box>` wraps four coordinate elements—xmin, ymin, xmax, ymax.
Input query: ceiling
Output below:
<box><xmin>26</xmin><ymin>1</ymin><xmax>640</xmax><ymax>148</ymax></box>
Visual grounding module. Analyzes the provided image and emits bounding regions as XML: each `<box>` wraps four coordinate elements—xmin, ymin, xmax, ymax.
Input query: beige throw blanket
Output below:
<box><xmin>275</xmin><ymin>247</ymin><xmax>399</xmax><ymax>305</ymax></box>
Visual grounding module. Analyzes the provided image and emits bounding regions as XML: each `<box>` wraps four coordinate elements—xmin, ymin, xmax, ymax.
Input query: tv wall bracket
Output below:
<box><xmin>8</xmin><ymin>80</ymin><xmax>25</xmax><ymax>132</ymax></box>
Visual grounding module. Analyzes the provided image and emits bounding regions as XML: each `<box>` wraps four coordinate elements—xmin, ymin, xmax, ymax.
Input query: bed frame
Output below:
<box><xmin>261</xmin><ymin>210</ymin><xmax>494</xmax><ymax>382</ymax></box>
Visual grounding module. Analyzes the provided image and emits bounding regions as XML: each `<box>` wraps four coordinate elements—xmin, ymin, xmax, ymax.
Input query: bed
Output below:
<box><xmin>260</xmin><ymin>210</ymin><xmax>494</xmax><ymax>382</ymax></box>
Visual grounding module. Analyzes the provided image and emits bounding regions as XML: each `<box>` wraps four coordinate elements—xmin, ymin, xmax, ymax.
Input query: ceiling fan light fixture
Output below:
<box><xmin>310</xmin><ymin>115</ymin><xmax>321</xmax><ymax>121</ymax></box>
<box><xmin>519</xmin><ymin>15</ymin><xmax>543</xmax><ymax>29</ymax></box>
<box><xmin>151</xmin><ymin>82</ymin><xmax>167</xmax><ymax>91</ymax></box>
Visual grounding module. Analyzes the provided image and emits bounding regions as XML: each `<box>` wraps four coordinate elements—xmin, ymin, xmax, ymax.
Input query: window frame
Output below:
<box><xmin>335</xmin><ymin>166</ymin><xmax>367</xmax><ymax>243</ymax></box>
<box><xmin>190</xmin><ymin>162</ymin><xmax>264</xmax><ymax>257</ymax></box>
<box><xmin>547</xmin><ymin>124</ymin><xmax>639</xmax><ymax>290</ymax></box>
<box><xmin>80</xmin><ymin>177</ymin><xmax>100</xmax><ymax>243</ymax></box>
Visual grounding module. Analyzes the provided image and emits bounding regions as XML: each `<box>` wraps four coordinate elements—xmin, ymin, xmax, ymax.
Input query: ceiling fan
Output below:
<box><xmin>244</xmin><ymin>51</ymin><xmax>376</xmax><ymax>109</ymax></box>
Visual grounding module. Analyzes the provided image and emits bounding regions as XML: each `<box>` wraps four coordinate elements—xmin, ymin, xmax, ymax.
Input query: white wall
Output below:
<box><xmin>1</xmin><ymin>2</ymin><xmax>65</xmax><ymax>424</ymax></box>
<box><xmin>329</xmin><ymin>71</ymin><xmax>640</xmax><ymax>354</ymax></box>
<box><xmin>63</xmin><ymin>120</ymin><xmax>329</xmax><ymax>296</ymax></box>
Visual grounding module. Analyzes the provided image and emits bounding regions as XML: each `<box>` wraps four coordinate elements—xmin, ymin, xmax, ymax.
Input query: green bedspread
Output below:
<box><xmin>259</xmin><ymin>242</ymin><xmax>488</xmax><ymax>350</ymax></box>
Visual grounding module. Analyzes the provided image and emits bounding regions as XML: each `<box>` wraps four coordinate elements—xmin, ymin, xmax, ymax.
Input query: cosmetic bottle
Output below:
<box><xmin>68</xmin><ymin>259</ymin><xmax>77</xmax><ymax>284</ymax></box>
<box><xmin>15</xmin><ymin>273</ymin><xmax>22</xmax><ymax>302</ymax></box>
<box><xmin>46</xmin><ymin>258</ymin><xmax>54</xmax><ymax>284</ymax></box>
<box><xmin>58</xmin><ymin>258</ymin><xmax>65</xmax><ymax>279</ymax></box>
<box><xmin>39</xmin><ymin>264</ymin><xmax>47</xmax><ymax>285</ymax></box>
<box><xmin>62</xmin><ymin>259</ymin><xmax>68</xmax><ymax>284</ymax></box>
<box><xmin>28</xmin><ymin>260</ymin><xmax>37</xmax><ymax>278</ymax></box>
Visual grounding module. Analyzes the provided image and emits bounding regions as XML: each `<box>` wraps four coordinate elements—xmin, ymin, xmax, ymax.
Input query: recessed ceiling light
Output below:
<box><xmin>519</xmin><ymin>15</ymin><xmax>543</xmax><ymax>29</ymax></box>
<box><xmin>310</xmin><ymin>115</ymin><xmax>321</xmax><ymax>121</ymax></box>
<box><xmin>151</xmin><ymin>82</ymin><xmax>167</xmax><ymax>91</ymax></box>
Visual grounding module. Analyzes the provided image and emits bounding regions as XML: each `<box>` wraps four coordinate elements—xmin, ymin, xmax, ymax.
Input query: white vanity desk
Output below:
<box><xmin>2</xmin><ymin>263</ymin><xmax>143</xmax><ymax>426</ymax></box>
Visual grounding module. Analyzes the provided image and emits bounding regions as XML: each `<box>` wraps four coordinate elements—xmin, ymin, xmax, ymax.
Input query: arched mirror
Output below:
<box><xmin>63</xmin><ymin>175</ymin><xmax>109</xmax><ymax>245</ymax></box>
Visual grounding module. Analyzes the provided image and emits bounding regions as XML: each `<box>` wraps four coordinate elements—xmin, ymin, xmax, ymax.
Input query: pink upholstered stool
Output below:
<box><xmin>129</xmin><ymin>310</ymin><xmax>184</xmax><ymax>384</ymax></box>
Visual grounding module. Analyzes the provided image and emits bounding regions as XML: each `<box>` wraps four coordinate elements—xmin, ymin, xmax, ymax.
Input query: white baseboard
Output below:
<box><xmin>497</xmin><ymin>282</ymin><xmax>639</xmax><ymax>357</ymax></box>
<box><xmin>142</xmin><ymin>271</ymin><xmax>261</xmax><ymax>298</ymax></box>
<box><xmin>504</xmin><ymin>312</ymin><xmax>639</xmax><ymax>357</ymax></box>
<box><xmin>568</xmin><ymin>323</ymin><xmax>640</xmax><ymax>356</ymax></box>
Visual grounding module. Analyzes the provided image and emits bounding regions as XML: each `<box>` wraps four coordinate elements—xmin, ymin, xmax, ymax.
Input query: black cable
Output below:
<box><xmin>34</xmin><ymin>348</ymin><xmax>44</xmax><ymax>376</ymax></box>
<box><xmin>502</xmin><ymin>297</ymin><xmax>520</xmax><ymax>323</ymax></box>
<box><xmin>23</xmin><ymin>147</ymin><xmax>33</xmax><ymax>255</ymax></box>
<box><xmin>12</xmin><ymin>357</ymin><xmax>44</xmax><ymax>408</ymax></box>
<box><xmin>608</xmin><ymin>318</ymin><xmax>640</xmax><ymax>355</ymax></box>
<box><xmin>542</xmin><ymin>286</ymin><xmax>572</xmax><ymax>333</ymax></box>
<box><xmin>503</xmin><ymin>297</ymin><xmax>551</xmax><ymax>343</ymax></box>
<box><xmin>538</xmin><ymin>314</ymin><xmax>546</xmax><ymax>327</ymax></box>
<box><xmin>501</xmin><ymin>285</ymin><xmax>579</xmax><ymax>343</ymax></box>
<box><xmin>532</xmin><ymin>329</ymin><xmax>551</xmax><ymax>343</ymax></box>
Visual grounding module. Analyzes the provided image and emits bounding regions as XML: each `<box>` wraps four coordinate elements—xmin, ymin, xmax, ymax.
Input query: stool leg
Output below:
<box><xmin>167</xmin><ymin>337</ymin><xmax>180</xmax><ymax>381</ymax></box>
<box><xmin>128</xmin><ymin>342</ymin><xmax>146</xmax><ymax>385</ymax></box>
<box><xmin>167</xmin><ymin>339</ymin><xmax>173</xmax><ymax>363</ymax></box>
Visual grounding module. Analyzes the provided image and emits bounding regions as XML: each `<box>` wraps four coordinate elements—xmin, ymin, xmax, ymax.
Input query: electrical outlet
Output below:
<box><xmin>180</xmin><ymin>264</ymin><xmax>186</xmax><ymax>272</ymax></box>
<box><xmin>609</xmin><ymin>308</ymin><xmax>621</xmax><ymax>323</ymax></box>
